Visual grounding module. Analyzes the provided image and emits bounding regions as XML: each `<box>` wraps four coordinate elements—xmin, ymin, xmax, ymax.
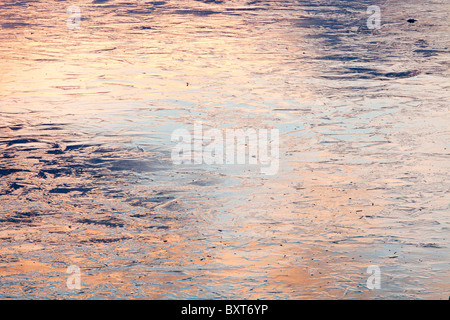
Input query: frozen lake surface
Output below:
<box><xmin>0</xmin><ymin>0</ymin><xmax>449</xmax><ymax>299</ymax></box>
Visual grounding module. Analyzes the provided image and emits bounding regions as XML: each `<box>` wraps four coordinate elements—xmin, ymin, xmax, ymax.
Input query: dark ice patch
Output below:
<box><xmin>0</xmin><ymin>168</ymin><xmax>27</xmax><ymax>177</ymax></box>
<box><xmin>384</xmin><ymin>70</ymin><xmax>421</xmax><ymax>79</ymax></box>
<box><xmin>46</xmin><ymin>149</ymin><xmax>64</xmax><ymax>155</ymax></box>
<box><xmin>3</xmin><ymin>138</ymin><xmax>40</xmax><ymax>146</ymax></box>
<box><xmin>1</xmin><ymin>22</ymin><xmax>30</xmax><ymax>29</ymax></box>
<box><xmin>0</xmin><ymin>217</ymin><xmax>33</xmax><ymax>224</ymax></box>
<box><xmin>8</xmin><ymin>125</ymin><xmax>24</xmax><ymax>131</ymax></box>
<box><xmin>87</xmin><ymin>237</ymin><xmax>129</xmax><ymax>243</ymax></box>
<box><xmin>10</xmin><ymin>182</ymin><xmax>24</xmax><ymax>190</ymax></box>
<box><xmin>174</xmin><ymin>9</ymin><xmax>221</xmax><ymax>16</ymax></box>
<box><xmin>49</xmin><ymin>187</ymin><xmax>92</xmax><ymax>194</ymax></box>
<box><xmin>413</xmin><ymin>49</ymin><xmax>442</xmax><ymax>57</ymax></box>
<box><xmin>77</xmin><ymin>218</ymin><xmax>124</xmax><ymax>228</ymax></box>
<box><xmin>195</xmin><ymin>0</ymin><xmax>223</xmax><ymax>4</ymax></box>
<box><xmin>146</xmin><ymin>225</ymin><xmax>170</xmax><ymax>230</ymax></box>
